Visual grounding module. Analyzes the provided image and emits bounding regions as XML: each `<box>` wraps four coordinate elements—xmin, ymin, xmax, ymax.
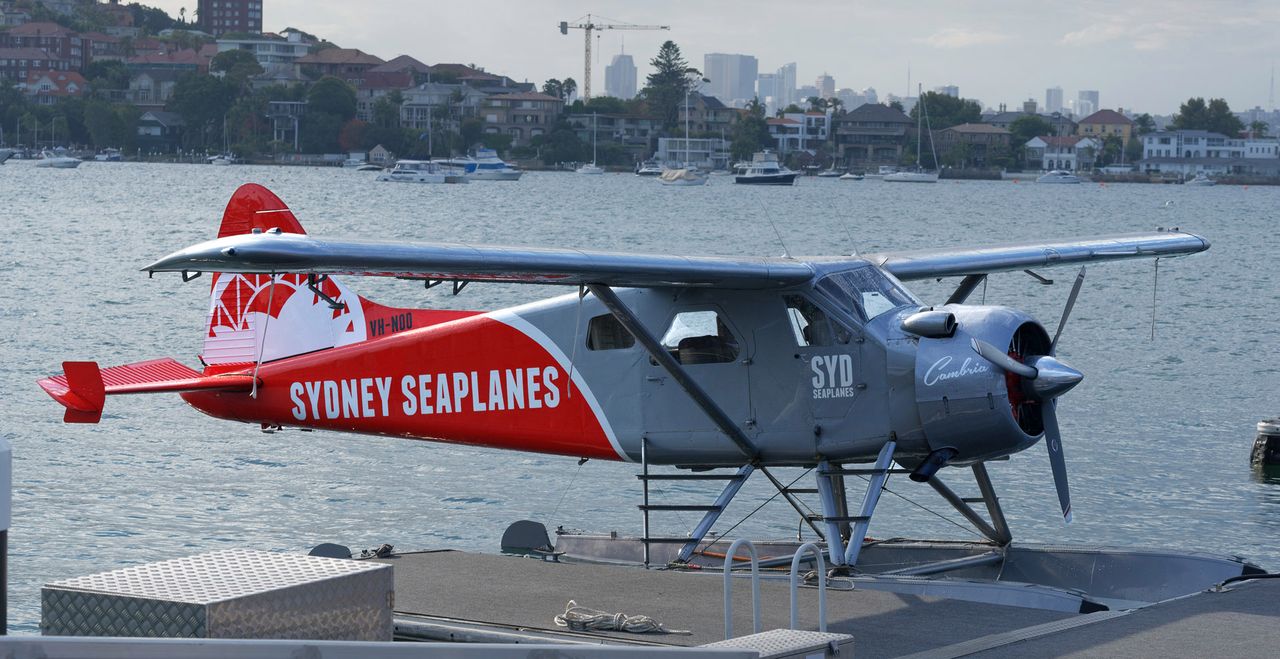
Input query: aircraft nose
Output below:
<box><xmin>1025</xmin><ymin>355</ymin><xmax>1083</xmax><ymax>399</ymax></box>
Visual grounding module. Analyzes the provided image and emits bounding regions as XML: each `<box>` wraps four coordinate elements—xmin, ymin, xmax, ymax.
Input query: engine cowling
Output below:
<box><xmin>911</xmin><ymin>305</ymin><xmax>1051</xmax><ymax>463</ymax></box>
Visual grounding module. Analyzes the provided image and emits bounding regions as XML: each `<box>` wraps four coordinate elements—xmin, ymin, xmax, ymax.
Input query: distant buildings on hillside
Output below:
<box><xmin>605</xmin><ymin>52</ymin><xmax>636</xmax><ymax>100</ymax></box>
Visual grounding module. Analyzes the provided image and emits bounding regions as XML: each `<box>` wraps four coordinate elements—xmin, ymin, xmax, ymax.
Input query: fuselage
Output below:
<box><xmin>184</xmin><ymin>262</ymin><xmax>1047</xmax><ymax>467</ymax></box>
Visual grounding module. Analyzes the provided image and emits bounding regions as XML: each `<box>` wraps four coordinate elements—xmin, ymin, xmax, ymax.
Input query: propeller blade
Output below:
<box><xmin>1041</xmin><ymin>400</ymin><xmax>1072</xmax><ymax>523</ymax></box>
<box><xmin>1050</xmin><ymin>266</ymin><xmax>1086</xmax><ymax>353</ymax></box>
<box><xmin>970</xmin><ymin>338</ymin><xmax>1038</xmax><ymax>379</ymax></box>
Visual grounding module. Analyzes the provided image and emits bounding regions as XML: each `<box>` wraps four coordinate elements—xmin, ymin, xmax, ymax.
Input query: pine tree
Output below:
<box><xmin>641</xmin><ymin>41</ymin><xmax>694</xmax><ymax>131</ymax></box>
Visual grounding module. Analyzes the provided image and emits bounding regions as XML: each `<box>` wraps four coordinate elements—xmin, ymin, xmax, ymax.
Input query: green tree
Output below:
<box><xmin>1098</xmin><ymin>134</ymin><xmax>1124</xmax><ymax>166</ymax></box>
<box><xmin>887</xmin><ymin>100</ymin><xmax>904</xmax><ymax>113</ymax></box>
<box><xmin>1133</xmin><ymin>113</ymin><xmax>1156</xmax><ymax>135</ymax></box>
<box><xmin>910</xmin><ymin>91</ymin><xmax>981</xmax><ymax>130</ymax></box>
<box><xmin>167</xmin><ymin>73</ymin><xmax>236</xmax><ymax>149</ymax></box>
<box><xmin>1249</xmin><ymin>120</ymin><xmax>1269</xmax><ymax>137</ymax></box>
<box><xmin>460</xmin><ymin>117</ymin><xmax>484</xmax><ymax>149</ymax></box>
<box><xmin>307</xmin><ymin>76</ymin><xmax>357</xmax><ymax>120</ymax></box>
<box><xmin>211</xmin><ymin>49</ymin><xmax>264</xmax><ymax>88</ymax></box>
<box><xmin>640</xmin><ymin>40</ymin><xmax>694</xmax><ymax>131</ymax></box>
<box><xmin>1171</xmin><ymin>97</ymin><xmax>1244</xmax><ymax>136</ymax></box>
<box><xmin>371</xmin><ymin>90</ymin><xmax>403</xmax><ymax>128</ymax></box>
<box><xmin>84</xmin><ymin>98</ymin><xmax>126</xmax><ymax>148</ymax></box>
<box><xmin>300</xmin><ymin>111</ymin><xmax>344</xmax><ymax>153</ymax></box>
<box><xmin>542</xmin><ymin>78</ymin><xmax>565</xmax><ymax>100</ymax></box>
<box><xmin>82</xmin><ymin>60</ymin><xmax>130</xmax><ymax>92</ymax></box>
<box><xmin>1007</xmin><ymin>115</ymin><xmax>1053</xmax><ymax>169</ymax></box>
<box><xmin>731</xmin><ymin>97</ymin><xmax>771</xmax><ymax>162</ymax></box>
<box><xmin>1124</xmin><ymin>137</ymin><xmax>1143</xmax><ymax>164</ymax></box>
<box><xmin>807</xmin><ymin>96</ymin><xmax>829</xmax><ymax>111</ymax></box>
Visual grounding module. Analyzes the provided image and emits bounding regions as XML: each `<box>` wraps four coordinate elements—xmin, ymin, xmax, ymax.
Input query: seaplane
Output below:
<box><xmin>41</xmin><ymin>183</ymin><xmax>1214</xmax><ymax>576</ymax></box>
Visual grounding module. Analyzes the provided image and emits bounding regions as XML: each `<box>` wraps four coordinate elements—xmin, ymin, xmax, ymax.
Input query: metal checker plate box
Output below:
<box><xmin>42</xmin><ymin>549</ymin><xmax>393</xmax><ymax>640</ymax></box>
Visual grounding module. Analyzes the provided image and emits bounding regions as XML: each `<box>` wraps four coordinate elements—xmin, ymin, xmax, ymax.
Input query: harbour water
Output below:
<box><xmin>1</xmin><ymin>162</ymin><xmax>1277</xmax><ymax>633</ymax></box>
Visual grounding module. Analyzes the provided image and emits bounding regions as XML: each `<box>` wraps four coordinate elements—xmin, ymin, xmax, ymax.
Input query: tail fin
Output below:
<box><xmin>201</xmin><ymin>185</ymin><xmax>478</xmax><ymax>370</ymax></box>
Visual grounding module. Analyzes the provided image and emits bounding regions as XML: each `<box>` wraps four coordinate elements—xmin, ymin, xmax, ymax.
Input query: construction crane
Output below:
<box><xmin>559</xmin><ymin>14</ymin><xmax>670</xmax><ymax>101</ymax></box>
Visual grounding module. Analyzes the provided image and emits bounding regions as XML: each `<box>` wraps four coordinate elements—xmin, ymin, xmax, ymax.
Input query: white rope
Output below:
<box><xmin>553</xmin><ymin>600</ymin><xmax>691</xmax><ymax>635</ymax></box>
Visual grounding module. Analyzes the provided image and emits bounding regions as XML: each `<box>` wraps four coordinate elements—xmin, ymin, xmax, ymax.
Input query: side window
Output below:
<box><xmin>586</xmin><ymin>314</ymin><xmax>634</xmax><ymax>350</ymax></box>
<box><xmin>783</xmin><ymin>295</ymin><xmax>847</xmax><ymax>346</ymax></box>
<box><xmin>660</xmin><ymin>310</ymin><xmax>740</xmax><ymax>365</ymax></box>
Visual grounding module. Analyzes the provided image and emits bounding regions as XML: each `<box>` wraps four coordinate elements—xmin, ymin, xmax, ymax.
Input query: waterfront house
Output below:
<box><xmin>480</xmin><ymin>91</ymin><xmax>564</xmax><ymax>146</ymax></box>
<box><xmin>1078</xmin><ymin>109</ymin><xmax>1133</xmax><ymax>142</ymax></box>
<box><xmin>22</xmin><ymin>69</ymin><xmax>87</xmax><ymax>105</ymax></box>
<box><xmin>676</xmin><ymin>93</ymin><xmax>739</xmax><ymax>137</ymax></box>
<box><xmin>566</xmin><ymin>113</ymin><xmax>662</xmax><ymax>161</ymax></box>
<box><xmin>935</xmin><ymin>123</ymin><xmax>1010</xmax><ymax>168</ymax></box>
<box><xmin>656</xmin><ymin>137</ymin><xmax>731</xmax><ymax>169</ymax></box>
<box><xmin>136</xmin><ymin>110</ymin><xmax>185</xmax><ymax>152</ymax></box>
<box><xmin>0</xmin><ymin>47</ymin><xmax>68</xmax><ymax>82</ymax></box>
<box><xmin>127</xmin><ymin>69</ymin><xmax>186</xmax><ymax>109</ymax></box>
<box><xmin>400</xmin><ymin>82</ymin><xmax>487</xmax><ymax>132</ymax></box>
<box><xmin>985</xmin><ymin>110</ymin><xmax>1076</xmax><ymax>136</ymax></box>
<box><xmin>1024</xmin><ymin>135</ymin><xmax>1100</xmax><ymax>171</ymax></box>
<box><xmin>368</xmin><ymin>144</ymin><xmax>393</xmax><ymax>164</ymax></box>
<box><xmin>295</xmin><ymin>47</ymin><xmax>384</xmax><ymax>87</ymax></box>
<box><xmin>216</xmin><ymin>31</ymin><xmax>311</xmax><ymax>84</ymax></box>
<box><xmin>1138</xmin><ymin>130</ymin><xmax>1280</xmax><ymax>176</ymax></box>
<box><xmin>2</xmin><ymin>21</ymin><xmax>84</xmax><ymax>69</ymax></box>
<box><xmin>832</xmin><ymin>102</ymin><xmax>913</xmax><ymax>168</ymax></box>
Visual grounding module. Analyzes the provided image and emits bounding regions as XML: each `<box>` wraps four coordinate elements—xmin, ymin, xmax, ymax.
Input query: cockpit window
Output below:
<box><xmin>784</xmin><ymin>295</ymin><xmax>849</xmax><ymax>346</ymax></box>
<box><xmin>816</xmin><ymin>266</ymin><xmax>920</xmax><ymax>322</ymax></box>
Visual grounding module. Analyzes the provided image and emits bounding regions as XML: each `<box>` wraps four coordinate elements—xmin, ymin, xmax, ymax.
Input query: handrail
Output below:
<box><xmin>789</xmin><ymin>542</ymin><xmax>827</xmax><ymax>632</ymax></box>
<box><xmin>722</xmin><ymin>538</ymin><xmax>761</xmax><ymax>639</ymax></box>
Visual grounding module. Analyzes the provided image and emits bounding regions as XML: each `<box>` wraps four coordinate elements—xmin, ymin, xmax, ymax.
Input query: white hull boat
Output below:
<box><xmin>437</xmin><ymin>149</ymin><xmax>523</xmax><ymax>181</ymax></box>
<box><xmin>884</xmin><ymin>170</ymin><xmax>939</xmax><ymax>183</ymax></box>
<box><xmin>36</xmin><ymin>152</ymin><xmax>81</xmax><ymax>169</ymax></box>
<box><xmin>659</xmin><ymin>168</ymin><xmax>708</xmax><ymax>186</ymax></box>
<box><xmin>839</xmin><ymin>172</ymin><xmax>864</xmax><ymax>181</ymax></box>
<box><xmin>1036</xmin><ymin>170</ymin><xmax>1081</xmax><ymax>184</ymax></box>
<box><xmin>377</xmin><ymin>160</ymin><xmax>469</xmax><ymax>184</ymax></box>
<box><xmin>1184</xmin><ymin>173</ymin><xmax>1216</xmax><ymax>187</ymax></box>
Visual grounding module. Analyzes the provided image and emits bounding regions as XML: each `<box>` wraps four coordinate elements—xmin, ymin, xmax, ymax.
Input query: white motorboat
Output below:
<box><xmin>1036</xmin><ymin>170</ymin><xmax>1081</xmax><ymax>184</ymax></box>
<box><xmin>342</xmin><ymin>158</ymin><xmax>367</xmax><ymax>168</ymax></box>
<box><xmin>734</xmin><ymin>150</ymin><xmax>798</xmax><ymax>185</ymax></box>
<box><xmin>35</xmin><ymin>151</ymin><xmax>81</xmax><ymax>169</ymax></box>
<box><xmin>93</xmin><ymin>148</ymin><xmax>122</xmax><ymax>162</ymax></box>
<box><xmin>207</xmin><ymin>153</ymin><xmax>235</xmax><ymax>166</ymax></box>
<box><xmin>577</xmin><ymin>113</ymin><xmax>604</xmax><ymax>175</ymax></box>
<box><xmin>635</xmin><ymin>160</ymin><xmax>663</xmax><ymax>176</ymax></box>
<box><xmin>376</xmin><ymin>160</ymin><xmax>469</xmax><ymax>184</ymax></box>
<box><xmin>437</xmin><ymin>148</ymin><xmax>523</xmax><ymax>181</ymax></box>
<box><xmin>659</xmin><ymin>168</ymin><xmax>708</xmax><ymax>186</ymax></box>
<box><xmin>817</xmin><ymin>165</ymin><xmax>844</xmax><ymax>178</ymax></box>
<box><xmin>839</xmin><ymin>172</ymin><xmax>864</xmax><ymax>181</ymax></box>
<box><xmin>1184</xmin><ymin>172</ymin><xmax>1217</xmax><ymax>187</ymax></box>
<box><xmin>356</xmin><ymin>163</ymin><xmax>383</xmax><ymax>172</ymax></box>
<box><xmin>885</xmin><ymin>84</ymin><xmax>939</xmax><ymax>183</ymax></box>
<box><xmin>864</xmin><ymin>165</ymin><xmax>898</xmax><ymax>180</ymax></box>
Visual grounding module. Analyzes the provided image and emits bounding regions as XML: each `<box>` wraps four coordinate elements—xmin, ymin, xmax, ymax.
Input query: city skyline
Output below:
<box><xmin>147</xmin><ymin>0</ymin><xmax>1280</xmax><ymax>114</ymax></box>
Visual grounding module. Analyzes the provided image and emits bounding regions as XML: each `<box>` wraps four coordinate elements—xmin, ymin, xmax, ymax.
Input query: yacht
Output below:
<box><xmin>207</xmin><ymin>154</ymin><xmax>235</xmax><ymax>166</ymax></box>
<box><xmin>864</xmin><ymin>165</ymin><xmax>898</xmax><ymax>180</ymax></box>
<box><xmin>1036</xmin><ymin>170</ymin><xmax>1082</xmax><ymax>184</ymax></box>
<box><xmin>376</xmin><ymin>160</ymin><xmax>469</xmax><ymax>184</ymax></box>
<box><xmin>734</xmin><ymin>151</ymin><xmax>798</xmax><ymax>185</ymax></box>
<box><xmin>635</xmin><ymin>160</ymin><xmax>663</xmax><ymax>176</ymax></box>
<box><xmin>342</xmin><ymin>158</ymin><xmax>367</xmax><ymax>168</ymax></box>
<box><xmin>35</xmin><ymin>150</ymin><xmax>81</xmax><ymax>169</ymax></box>
<box><xmin>577</xmin><ymin>113</ymin><xmax>604</xmax><ymax>175</ymax></box>
<box><xmin>93</xmin><ymin>148</ymin><xmax>122</xmax><ymax>162</ymax></box>
<box><xmin>838</xmin><ymin>172</ymin><xmax>864</xmax><ymax>181</ymax></box>
<box><xmin>437</xmin><ymin>148</ymin><xmax>522</xmax><ymax>181</ymax></box>
<box><xmin>885</xmin><ymin>84</ymin><xmax>939</xmax><ymax>183</ymax></box>
<box><xmin>817</xmin><ymin>164</ymin><xmax>844</xmax><ymax>178</ymax></box>
<box><xmin>1184</xmin><ymin>172</ymin><xmax>1217</xmax><ymax>187</ymax></box>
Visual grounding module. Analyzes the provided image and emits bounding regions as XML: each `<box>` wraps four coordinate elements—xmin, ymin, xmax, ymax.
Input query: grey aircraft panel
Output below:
<box><xmin>144</xmin><ymin>230</ymin><xmax>1207</xmax><ymax>290</ymax></box>
<box><xmin>865</xmin><ymin>230</ymin><xmax>1209</xmax><ymax>281</ymax></box>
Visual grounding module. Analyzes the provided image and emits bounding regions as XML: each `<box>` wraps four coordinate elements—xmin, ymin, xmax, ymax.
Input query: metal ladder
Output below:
<box><xmin>637</xmin><ymin>439</ymin><xmax>754</xmax><ymax>567</ymax></box>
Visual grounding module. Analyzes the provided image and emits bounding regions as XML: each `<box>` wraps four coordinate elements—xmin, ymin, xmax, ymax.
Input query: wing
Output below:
<box><xmin>865</xmin><ymin>230</ymin><xmax>1209</xmax><ymax>281</ymax></box>
<box><xmin>144</xmin><ymin>231</ymin><xmax>816</xmax><ymax>290</ymax></box>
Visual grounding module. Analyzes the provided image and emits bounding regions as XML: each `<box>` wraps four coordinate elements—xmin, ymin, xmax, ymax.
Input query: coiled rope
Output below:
<box><xmin>553</xmin><ymin>600</ymin><xmax>691</xmax><ymax>635</ymax></box>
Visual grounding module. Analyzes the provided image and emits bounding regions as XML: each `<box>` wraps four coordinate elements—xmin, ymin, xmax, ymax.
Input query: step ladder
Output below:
<box><xmin>637</xmin><ymin>440</ymin><xmax>753</xmax><ymax>567</ymax></box>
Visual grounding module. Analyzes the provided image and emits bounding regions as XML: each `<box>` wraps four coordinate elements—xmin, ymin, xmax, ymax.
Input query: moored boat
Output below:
<box><xmin>635</xmin><ymin>160</ymin><xmax>663</xmax><ymax>176</ymax></box>
<box><xmin>839</xmin><ymin>172</ymin><xmax>864</xmax><ymax>181</ymax></box>
<box><xmin>658</xmin><ymin>167</ymin><xmax>708</xmax><ymax>186</ymax></box>
<box><xmin>376</xmin><ymin>160</ymin><xmax>469</xmax><ymax>184</ymax></box>
<box><xmin>437</xmin><ymin>148</ymin><xmax>523</xmax><ymax>181</ymax></box>
<box><xmin>1184</xmin><ymin>172</ymin><xmax>1216</xmax><ymax>187</ymax></box>
<box><xmin>1036</xmin><ymin>170</ymin><xmax>1082</xmax><ymax>184</ymax></box>
<box><xmin>35</xmin><ymin>150</ymin><xmax>81</xmax><ymax>169</ymax></box>
<box><xmin>734</xmin><ymin>150</ymin><xmax>798</xmax><ymax>185</ymax></box>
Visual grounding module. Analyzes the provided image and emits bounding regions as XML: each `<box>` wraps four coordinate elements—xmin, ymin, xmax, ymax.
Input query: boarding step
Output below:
<box><xmin>638</xmin><ymin>504</ymin><xmax>723</xmax><ymax>512</ymax></box>
<box><xmin>820</xmin><ymin>466</ymin><xmax>912</xmax><ymax>476</ymax></box>
<box><xmin>636</xmin><ymin>473</ymin><xmax>744</xmax><ymax>481</ymax></box>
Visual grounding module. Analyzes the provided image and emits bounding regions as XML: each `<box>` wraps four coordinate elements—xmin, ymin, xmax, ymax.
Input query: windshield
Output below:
<box><xmin>816</xmin><ymin>266</ymin><xmax>920</xmax><ymax>322</ymax></box>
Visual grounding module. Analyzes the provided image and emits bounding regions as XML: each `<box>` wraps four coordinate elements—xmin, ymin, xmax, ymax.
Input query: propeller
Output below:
<box><xmin>970</xmin><ymin>266</ymin><xmax>1087</xmax><ymax>523</ymax></box>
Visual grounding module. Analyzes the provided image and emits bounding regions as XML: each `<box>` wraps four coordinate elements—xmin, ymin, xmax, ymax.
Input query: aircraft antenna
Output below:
<box><xmin>766</xmin><ymin>217</ymin><xmax>792</xmax><ymax>258</ymax></box>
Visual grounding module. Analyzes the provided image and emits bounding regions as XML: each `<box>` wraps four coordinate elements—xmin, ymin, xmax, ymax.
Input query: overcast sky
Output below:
<box><xmin>150</xmin><ymin>0</ymin><xmax>1279</xmax><ymax>114</ymax></box>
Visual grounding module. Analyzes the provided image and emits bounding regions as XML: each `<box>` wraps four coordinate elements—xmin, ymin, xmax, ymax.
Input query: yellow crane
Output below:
<box><xmin>559</xmin><ymin>15</ymin><xmax>670</xmax><ymax>101</ymax></box>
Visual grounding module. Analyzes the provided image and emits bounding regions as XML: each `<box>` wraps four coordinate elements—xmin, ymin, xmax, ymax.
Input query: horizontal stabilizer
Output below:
<box><xmin>39</xmin><ymin>358</ymin><xmax>256</xmax><ymax>424</ymax></box>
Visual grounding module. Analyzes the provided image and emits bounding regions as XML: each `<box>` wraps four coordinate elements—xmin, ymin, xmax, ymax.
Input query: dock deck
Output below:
<box><xmin>377</xmin><ymin>550</ymin><xmax>1280</xmax><ymax>658</ymax></box>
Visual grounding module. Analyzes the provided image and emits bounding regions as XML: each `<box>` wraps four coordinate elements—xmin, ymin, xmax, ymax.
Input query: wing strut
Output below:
<box><xmin>587</xmin><ymin>284</ymin><xmax>757</xmax><ymax>460</ymax></box>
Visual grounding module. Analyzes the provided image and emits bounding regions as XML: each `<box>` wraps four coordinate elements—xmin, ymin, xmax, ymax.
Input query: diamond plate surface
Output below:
<box><xmin>42</xmin><ymin>549</ymin><xmax>392</xmax><ymax>640</ymax></box>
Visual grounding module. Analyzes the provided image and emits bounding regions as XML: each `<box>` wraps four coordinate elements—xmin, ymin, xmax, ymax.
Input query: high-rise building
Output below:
<box><xmin>756</xmin><ymin>73</ymin><xmax>776</xmax><ymax>106</ymax></box>
<box><xmin>1046</xmin><ymin>86</ymin><xmax>1063</xmax><ymax>114</ymax></box>
<box><xmin>604</xmin><ymin>53</ymin><xmax>637</xmax><ymax>100</ymax></box>
<box><xmin>703</xmin><ymin>53</ymin><xmax>758</xmax><ymax>103</ymax></box>
<box><xmin>816</xmin><ymin>73</ymin><xmax>835</xmax><ymax>98</ymax></box>
<box><xmin>776</xmin><ymin>62</ymin><xmax>797</xmax><ymax>108</ymax></box>
<box><xmin>1023</xmin><ymin>98</ymin><xmax>1038</xmax><ymax>114</ymax></box>
<box><xmin>933</xmin><ymin>84</ymin><xmax>959</xmax><ymax>98</ymax></box>
<box><xmin>199</xmin><ymin>0</ymin><xmax>264</xmax><ymax>37</ymax></box>
<box><xmin>1077</xmin><ymin>90</ymin><xmax>1099</xmax><ymax>117</ymax></box>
